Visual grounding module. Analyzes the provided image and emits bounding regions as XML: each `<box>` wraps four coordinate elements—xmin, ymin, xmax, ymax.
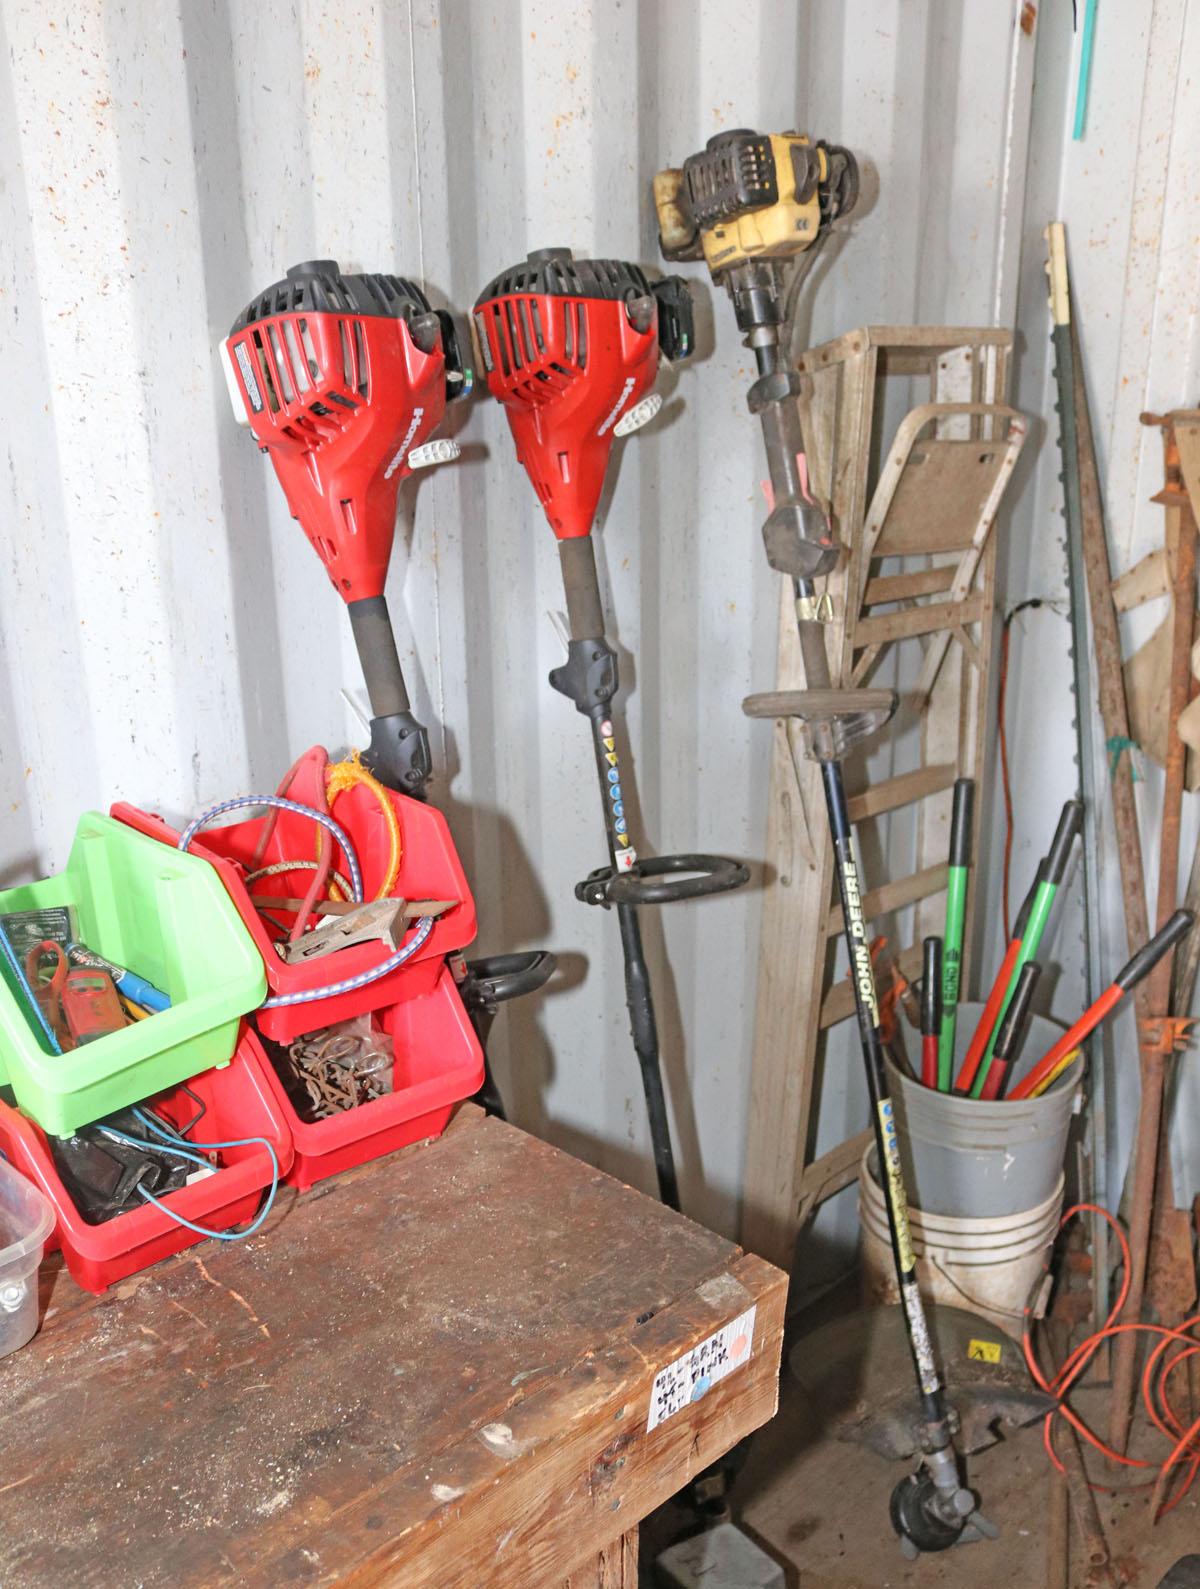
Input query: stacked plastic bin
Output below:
<box><xmin>113</xmin><ymin>745</ymin><xmax>484</xmax><ymax>1192</ymax></box>
<box><xmin>0</xmin><ymin>812</ymin><xmax>288</xmax><ymax>1293</ymax></box>
<box><xmin>0</xmin><ymin>769</ymin><xmax>484</xmax><ymax>1298</ymax></box>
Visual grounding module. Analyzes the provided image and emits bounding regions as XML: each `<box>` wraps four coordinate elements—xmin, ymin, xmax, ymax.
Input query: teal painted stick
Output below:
<box><xmin>936</xmin><ymin>779</ymin><xmax>974</xmax><ymax>1090</ymax></box>
<box><xmin>971</xmin><ymin>799</ymin><xmax>1083</xmax><ymax>1098</ymax></box>
<box><xmin>1073</xmin><ymin>0</ymin><xmax>1098</xmax><ymax>141</ymax></box>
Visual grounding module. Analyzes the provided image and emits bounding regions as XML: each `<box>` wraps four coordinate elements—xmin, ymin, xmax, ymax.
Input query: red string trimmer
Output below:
<box><xmin>221</xmin><ymin>259</ymin><xmax>467</xmax><ymax>800</ymax></box>
<box><xmin>473</xmin><ymin>249</ymin><xmax>749</xmax><ymax>1209</ymax></box>
<box><xmin>221</xmin><ymin>258</ymin><xmax>554</xmax><ymax>1104</ymax></box>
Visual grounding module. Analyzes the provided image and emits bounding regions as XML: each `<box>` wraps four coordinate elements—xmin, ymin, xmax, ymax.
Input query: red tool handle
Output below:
<box><xmin>920</xmin><ymin>935</ymin><xmax>942</xmax><ymax>1088</ymax></box>
<box><xmin>920</xmin><ymin>1034</ymin><xmax>939</xmax><ymax>1089</ymax></box>
<box><xmin>1009</xmin><ymin>909</ymin><xmax>1194</xmax><ymax>1101</ymax></box>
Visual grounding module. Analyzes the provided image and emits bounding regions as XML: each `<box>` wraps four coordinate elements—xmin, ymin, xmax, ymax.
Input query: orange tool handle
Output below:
<box><xmin>954</xmin><ymin>871</ymin><xmax>1040</xmax><ymax>1095</ymax></box>
<box><xmin>1008</xmin><ymin>984</ymin><xmax>1120</xmax><ymax>1101</ymax></box>
<box><xmin>1010</xmin><ymin>909</ymin><xmax>1193</xmax><ymax>1101</ymax></box>
<box><xmin>955</xmin><ymin>938</ymin><xmax>1017</xmax><ymax>1094</ymax></box>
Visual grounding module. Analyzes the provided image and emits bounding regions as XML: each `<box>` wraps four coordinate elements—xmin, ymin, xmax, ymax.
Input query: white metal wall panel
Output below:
<box><xmin>1002</xmin><ymin>0</ymin><xmax>1200</xmax><ymax>1211</ymax></box>
<box><xmin>9</xmin><ymin>1</ymin><xmax>1190</xmax><ymax>1251</ymax></box>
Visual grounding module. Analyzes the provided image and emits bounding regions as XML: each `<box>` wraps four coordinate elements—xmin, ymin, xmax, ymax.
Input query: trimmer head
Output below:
<box><xmin>473</xmin><ymin>248</ymin><xmax>692</xmax><ymax>539</ymax></box>
<box><xmin>223</xmin><ymin>259</ymin><xmax>467</xmax><ymax>601</ymax></box>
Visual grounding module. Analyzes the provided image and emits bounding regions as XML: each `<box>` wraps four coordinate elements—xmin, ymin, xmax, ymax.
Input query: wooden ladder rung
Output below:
<box><xmin>824</xmin><ymin>861</ymin><xmax>948</xmax><ymax>938</ymax></box>
<box><xmin>862</xmin><ymin>565</ymin><xmax>957</xmax><ymax>605</ymax></box>
<box><xmin>847</xmin><ymin>762</ymin><xmax>956</xmax><ymax>822</ymax></box>
<box><xmin>853</xmin><ymin>591</ymin><xmax>985</xmax><ymax>648</ymax></box>
<box><xmin>820</xmin><ymin>943</ymin><xmax>924</xmax><ymax>1029</ymax></box>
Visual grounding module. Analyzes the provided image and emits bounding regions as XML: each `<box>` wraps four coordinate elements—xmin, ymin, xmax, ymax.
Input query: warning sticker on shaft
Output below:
<box><xmin>646</xmin><ymin>1306</ymin><xmax>757</xmax><ymax>1431</ymax></box>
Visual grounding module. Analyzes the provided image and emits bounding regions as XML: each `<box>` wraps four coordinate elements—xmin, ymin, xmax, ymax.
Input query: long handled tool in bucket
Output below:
<box><xmin>473</xmin><ymin>250</ymin><xmax>749</xmax><ymax>1210</ymax></box>
<box><xmin>655</xmin><ymin>129</ymin><xmax>989</xmax><ymax>1555</ymax></box>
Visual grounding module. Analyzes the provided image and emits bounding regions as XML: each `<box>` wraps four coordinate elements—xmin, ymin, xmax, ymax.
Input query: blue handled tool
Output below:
<box><xmin>67</xmin><ymin>945</ymin><xmax>171</xmax><ymax>1013</ymax></box>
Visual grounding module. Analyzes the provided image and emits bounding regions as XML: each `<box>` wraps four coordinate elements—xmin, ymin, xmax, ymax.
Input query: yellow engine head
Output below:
<box><xmin>654</xmin><ymin>130</ymin><xmax>857</xmax><ymax>277</ymax></box>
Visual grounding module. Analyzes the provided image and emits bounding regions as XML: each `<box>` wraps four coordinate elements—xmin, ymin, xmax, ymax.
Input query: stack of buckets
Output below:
<box><xmin>859</xmin><ymin>1002</ymin><xmax>1076</xmax><ymax>1336</ymax></box>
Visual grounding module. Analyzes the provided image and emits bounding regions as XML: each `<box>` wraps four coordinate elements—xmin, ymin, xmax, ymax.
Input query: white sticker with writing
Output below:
<box><xmin>646</xmin><ymin>1306</ymin><xmax>757</xmax><ymax>1431</ymax></box>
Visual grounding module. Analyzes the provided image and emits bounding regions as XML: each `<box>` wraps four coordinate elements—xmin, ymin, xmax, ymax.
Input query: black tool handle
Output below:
<box><xmin>949</xmin><ymin>779</ymin><xmax>974</xmax><ymax>868</ymax></box>
<box><xmin>605</xmin><ymin>852</ymin><xmax>750</xmax><ymax>907</ymax></box>
<box><xmin>1115</xmin><ymin>909</ymin><xmax>1194</xmax><ymax>991</ymax></box>
<box><xmin>994</xmin><ymin>962</ymin><xmax>1040</xmax><ymax>1062</ymax></box>
<box><xmin>921</xmin><ymin>938</ymin><xmax>942</xmax><ymax>1038</ymax></box>
<box><xmin>1045</xmin><ymin>798</ymin><xmax>1084</xmax><ymax>886</ymax></box>
<box><xmin>460</xmin><ymin>951</ymin><xmax>557</xmax><ymax>1008</ymax></box>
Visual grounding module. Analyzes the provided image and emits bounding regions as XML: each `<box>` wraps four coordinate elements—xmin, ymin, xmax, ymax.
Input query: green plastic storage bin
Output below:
<box><xmin>0</xmin><ymin>812</ymin><xmax>266</xmax><ymax>1135</ymax></box>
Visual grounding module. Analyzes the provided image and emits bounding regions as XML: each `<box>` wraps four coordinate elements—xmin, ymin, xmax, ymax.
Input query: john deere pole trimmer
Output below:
<box><xmin>654</xmin><ymin>131</ymin><xmax>991</xmax><ymax>1556</ymax></box>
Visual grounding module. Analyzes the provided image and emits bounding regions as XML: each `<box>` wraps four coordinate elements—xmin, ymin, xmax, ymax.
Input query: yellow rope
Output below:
<box><xmin>323</xmin><ymin>751</ymin><xmax>403</xmax><ymax>901</ymax></box>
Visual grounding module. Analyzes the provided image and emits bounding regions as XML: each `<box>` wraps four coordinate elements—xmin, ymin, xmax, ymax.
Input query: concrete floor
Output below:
<box><xmin>731</xmin><ymin>1373</ymin><xmax>1199</xmax><ymax>1587</ymax></box>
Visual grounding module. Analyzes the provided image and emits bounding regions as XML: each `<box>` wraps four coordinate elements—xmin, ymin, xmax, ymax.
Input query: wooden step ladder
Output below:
<box><xmin>740</xmin><ymin>326</ymin><xmax>1026</xmax><ymax>1271</ymax></box>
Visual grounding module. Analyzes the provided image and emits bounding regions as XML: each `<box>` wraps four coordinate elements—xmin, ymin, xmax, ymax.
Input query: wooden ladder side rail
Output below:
<box><xmin>738</xmin><ymin>343</ymin><xmax>871</xmax><ymax>1270</ymax></box>
<box><xmin>740</xmin><ymin>331</ymin><xmax>1012</xmax><ymax>1269</ymax></box>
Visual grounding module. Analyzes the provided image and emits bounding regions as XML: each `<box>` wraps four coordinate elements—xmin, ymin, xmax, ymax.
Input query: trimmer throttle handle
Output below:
<box><xmin>578</xmin><ymin>853</ymin><xmax>749</xmax><ymax>908</ymax></box>
<box><xmin>460</xmin><ymin>951</ymin><xmax>558</xmax><ymax>1009</ymax></box>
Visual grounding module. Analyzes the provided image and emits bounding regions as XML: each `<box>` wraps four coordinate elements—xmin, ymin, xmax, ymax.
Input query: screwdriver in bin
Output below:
<box><xmin>66</xmin><ymin>944</ymin><xmax>171</xmax><ymax>1012</ymax></box>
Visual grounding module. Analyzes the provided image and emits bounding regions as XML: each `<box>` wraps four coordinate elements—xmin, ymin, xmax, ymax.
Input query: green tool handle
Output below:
<box><xmin>970</xmin><ymin>799</ymin><xmax>1082</xmax><ymax>1097</ymax></box>
<box><xmin>936</xmin><ymin>869</ymin><xmax>968</xmax><ymax>1089</ymax></box>
<box><xmin>936</xmin><ymin>779</ymin><xmax>974</xmax><ymax>1089</ymax></box>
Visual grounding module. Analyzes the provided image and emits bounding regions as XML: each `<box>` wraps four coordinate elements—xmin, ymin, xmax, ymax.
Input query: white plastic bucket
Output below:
<box><xmin>858</xmin><ymin>1146</ymin><xmax>1062</xmax><ymax>1336</ymax></box>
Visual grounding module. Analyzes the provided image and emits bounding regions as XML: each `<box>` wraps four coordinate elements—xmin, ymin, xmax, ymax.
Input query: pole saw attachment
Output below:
<box><xmin>222</xmin><ymin>260</ymin><xmax>470</xmax><ymax>798</ymax></box>
<box><xmin>473</xmin><ymin>248</ymin><xmax>748</xmax><ymax>1209</ymax></box>
<box><xmin>662</xmin><ymin>132</ymin><xmax>991</xmax><ymax>1556</ymax></box>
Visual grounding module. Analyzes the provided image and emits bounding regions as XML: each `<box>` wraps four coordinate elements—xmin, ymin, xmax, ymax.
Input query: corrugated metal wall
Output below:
<box><xmin>2</xmin><ymin>1</ymin><xmax>1196</xmax><ymax>1243</ymax></box>
<box><xmin>1002</xmin><ymin>0</ymin><xmax>1200</xmax><ymax>1212</ymax></box>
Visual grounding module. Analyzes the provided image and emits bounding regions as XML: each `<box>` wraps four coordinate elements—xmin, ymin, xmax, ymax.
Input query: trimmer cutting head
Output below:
<box><xmin>222</xmin><ymin>259</ymin><xmax>468</xmax><ymax>601</ymax></box>
<box><xmin>473</xmin><ymin>248</ymin><xmax>692</xmax><ymax>539</ymax></box>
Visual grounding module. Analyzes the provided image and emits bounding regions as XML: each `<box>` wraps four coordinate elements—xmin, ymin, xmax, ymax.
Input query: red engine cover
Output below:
<box><xmin>224</xmin><ymin>309</ymin><xmax>445</xmax><ymax>601</ymax></box>
<box><xmin>474</xmin><ymin>290</ymin><xmax>659</xmax><ymax>540</ymax></box>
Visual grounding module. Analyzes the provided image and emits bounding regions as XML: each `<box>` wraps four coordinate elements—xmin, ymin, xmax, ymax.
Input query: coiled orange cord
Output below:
<box><xmin>1023</xmin><ymin>1203</ymin><xmax>1200</xmax><ymax>1520</ymax></box>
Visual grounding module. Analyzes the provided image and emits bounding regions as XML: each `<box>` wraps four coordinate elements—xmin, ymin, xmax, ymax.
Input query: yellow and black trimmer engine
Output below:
<box><xmin>653</xmin><ymin>128</ymin><xmax>859</xmax><ymax>580</ymax></box>
<box><xmin>653</xmin><ymin>129</ymin><xmax>858</xmax><ymax>276</ymax></box>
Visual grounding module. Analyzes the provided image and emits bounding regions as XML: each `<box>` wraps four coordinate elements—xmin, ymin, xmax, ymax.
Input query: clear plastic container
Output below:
<box><xmin>0</xmin><ymin>1155</ymin><xmax>54</xmax><ymax>1358</ymax></box>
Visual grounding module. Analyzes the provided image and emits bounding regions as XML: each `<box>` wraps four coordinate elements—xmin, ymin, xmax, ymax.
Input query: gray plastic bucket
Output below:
<box><xmin>885</xmin><ymin>1001</ymin><xmax>1078</xmax><ymax>1219</ymax></box>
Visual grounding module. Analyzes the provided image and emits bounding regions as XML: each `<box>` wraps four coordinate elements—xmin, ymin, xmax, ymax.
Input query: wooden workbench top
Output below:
<box><xmin>0</xmin><ymin>1107</ymin><xmax>785</xmax><ymax>1587</ymax></box>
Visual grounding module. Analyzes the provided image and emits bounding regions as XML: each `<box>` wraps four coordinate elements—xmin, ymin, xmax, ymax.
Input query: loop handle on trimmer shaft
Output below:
<box><xmin>576</xmin><ymin>853</ymin><xmax>749</xmax><ymax>908</ymax></box>
<box><xmin>460</xmin><ymin>951</ymin><xmax>557</xmax><ymax>1010</ymax></box>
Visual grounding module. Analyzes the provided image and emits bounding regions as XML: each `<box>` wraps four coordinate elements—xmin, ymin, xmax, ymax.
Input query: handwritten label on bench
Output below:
<box><xmin>646</xmin><ymin>1306</ymin><xmax>757</xmax><ymax>1431</ymax></box>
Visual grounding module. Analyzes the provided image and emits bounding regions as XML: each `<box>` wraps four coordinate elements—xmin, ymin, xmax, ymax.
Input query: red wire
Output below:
<box><xmin>1023</xmin><ymin>1203</ymin><xmax>1200</xmax><ymax>1521</ymax></box>
<box><xmin>246</xmin><ymin>752</ymin><xmax>334</xmax><ymax>943</ymax></box>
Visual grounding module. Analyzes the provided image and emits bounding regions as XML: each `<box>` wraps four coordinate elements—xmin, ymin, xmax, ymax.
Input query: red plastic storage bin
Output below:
<box><xmin>0</xmin><ymin>1027</ymin><xmax>293</xmax><ymax>1294</ymax></box>
<box><xmin>256</xmin><ymin>960</ymin><xmax>484</xmax><ymax>1191</ymax></box>
<box><xmin>112</xmin><ymin>744</ymin><xmax>477</xmax><ymax>1044</ymax></box>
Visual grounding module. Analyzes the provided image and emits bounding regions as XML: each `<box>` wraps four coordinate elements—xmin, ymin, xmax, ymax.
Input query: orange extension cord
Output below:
<box><xmin>1023</xmin><ymin>1203</ymin><xmax>1200</xmax><ymax>1521</ymax></box>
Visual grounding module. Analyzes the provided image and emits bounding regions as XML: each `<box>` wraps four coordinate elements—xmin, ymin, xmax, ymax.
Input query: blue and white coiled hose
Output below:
<box><xmin>179</xmin><ymin>795</ymin><xmax>435</xmax><ymax>1008</ymax></box>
